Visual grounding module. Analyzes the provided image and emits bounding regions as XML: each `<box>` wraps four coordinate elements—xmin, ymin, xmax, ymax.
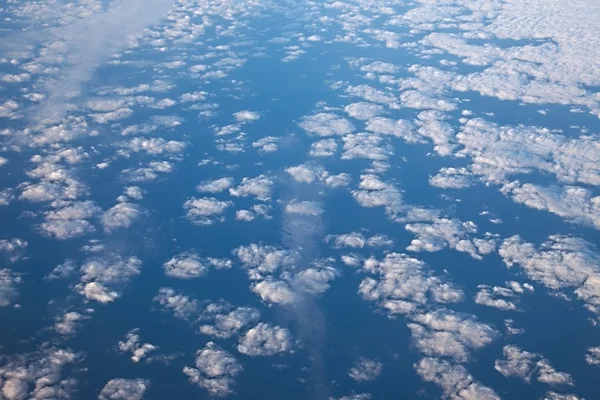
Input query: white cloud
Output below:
<box><xmin>0</xmin><ymin>269</ymin><xmax>20</xmax><ymax>307</ymax></box>
<box><xmin>475</xmin><ymin>281</ymin><xmax>533</xmax><ymax>311</ymax></box>
<box><xmin>430</xmin><ymin>167</ymin><xmax>473</xmax><ymax>189</ymax></box>
<box><xmin>234</xmin><ymin>110</ymin><xmax>260</xmax><ymax>122</ymax></box>
<box><xmin>183</xmin><ymin>342</ymin><xmax>242</xmax><ymax>397</ymax></box>
<box><xmin>121</xmin><ymin>161</ymin><xmax>173</xmax><ymax>182</ymax></box>
<box><xmin>252</xmin><ymin>136</ymin><xmax>279</xmax><ymax>153</ymax></box>
<box><xmin>251</xmin><ymin>280</ymin><xmax>297</xmax><ymax>305</ymax></box>
<box><xmin>349</xmin><ymin>358</ymin><xmax>383</xmax><ymax>382</ymax></box>
<box><xmin>164</xmin><ymin>252</ymin><xmax>207</xmax><ymax>279</ymax></box>
<box><xmin>495</xmin><ymin>345</ymin><xmax>573</xmax><ymax>386</ymax></box>
<box><xmin>365</xmin><ymin>117</ymin><xmax>419</xmax><ymax>142</ymax></box>
<box><xmin>77</xmin><ymin>255</ymin><xmax>142</xmax><ymax>303</ymax></box>
<box><xmin>0</xmin><ymin>348</ymin><xmax>81</xmax><ymax>400</ymax></box>
<box><xmin>183</xmin><ymin>197</ymin><xmax>232</xmax><ymax>225</ymax></box>
<box><xmin>342</xmin><ymin>133</ymin><xmax>393</xmax><ymax>161</ymax></box>
<box><xmin>408</xmin><ymin>309</ymin><xmax>498</xmax><ymax>362</ymax></box>
<box><xmin>299</xmin><ymin>112</ymin><xmax>355</xmax><ymax>136</ymax></box>
<box><xmin>118</xmin><ymin>329</ymin><xmax>159</xmax><ymax>363</ymax></box>
<box><xmin>586</xmin><ymin>347</ymin><xmax>600</xmax><ymax>365</ymax></box>
<box><xmin>309</xmin><ymin>138</ymin><xmax>338</xmax><ymax>157</ymax></box>
<box><xmin>500</xmin><ymin>235</ymin><xmax>600</xmax><ymax>314</ymax></box>
<box><xmin>196</xmin><ymin>177</ymin><xmax>234</xmax><ymax>193</ymax></box>
<box><xmin>99</xmin><ymin>378</ymin><xmax>149</xmax><ymax>400</ymax></box>
<box><xmin>358</xmin><ymin>253</ymin><xmax>463</xmax><ymax>315</ymax></box>
<box><xmin>102</xmin><ymin>202</ymin><xmax>141</xmax><ymax>232</ymax></box>
<box><xmin>352</xmin><ymin>175</ymin><xmax>403</xmax><ymax>219</ymax></box>
<box><xmin>237</xmin><ymin>323</ymin><xmax>294</xmax><ymax>356</ymax></box>
<box><xmin>200</xmin><ymin>302</ymin><xmax>260</xmax><ymax>339</ymax></box>
<box><xmin>154</xmin><ymin>287</ymin><xmax>199</xmax><ymax>320</ymax></box>
<box><xmin>285</xmin><ymin>201</ymin><xmax>322</xmax><ymax>216</ymax></box>
<box><xmin>119</xmin><ymin>137</ymin><xmax>186</xmax><ymax>155</ymax></box>
<box><xmin>344</xmin><ymin>102</ymin><xmax>384</xmax><ymax>120</ymax></box>
<box><xmin>416</xmin><ymin>357</ymin><xmax>500</xmax><ymax>400</ymax></box>
<box><xmin>54</xmin><ymin>311</ymin><xmax>88</xmax><ymax>335</ymax></box>
<box><xmin>229</xmin><ymin>175</ymin><xmax>273</xmax><ymax>201</ymax></box>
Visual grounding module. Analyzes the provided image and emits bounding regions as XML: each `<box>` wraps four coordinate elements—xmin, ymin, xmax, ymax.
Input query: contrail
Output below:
<box><xmin>280</xmin><ymin>176</ymin><xmax>330</xmax><ymax>399</ymax></box>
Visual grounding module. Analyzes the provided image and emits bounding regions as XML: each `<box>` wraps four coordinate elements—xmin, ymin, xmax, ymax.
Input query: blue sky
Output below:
<box><xmin>1</xmin><ymin>0</ymin><xmax>600</xmax><ymax>399</ymax></box>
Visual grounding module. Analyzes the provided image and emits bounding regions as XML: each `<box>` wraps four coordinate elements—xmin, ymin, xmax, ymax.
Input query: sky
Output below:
<box><xmin>1</xmin><ymin>0</ymin><xmax>600</xmax><ymax>399</ymax></box>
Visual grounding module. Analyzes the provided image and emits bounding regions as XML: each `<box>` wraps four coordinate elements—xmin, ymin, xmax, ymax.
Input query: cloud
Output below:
<box><xmin>234</xmin><ymin>110</ymin><xmax>260</xmax><ymax>122</ymax></box>
<box><xmin>76</xmin><ymin>255</ymin><xmax>142</xmax><ymax>303</ymax></box>
<box><xmin>344</xmin><ymin>102</ymin><xmax>384</xmax><ymax>120</ymax></box>
<box><xmin>99</xmin><ymin>378</ymin><xmax>149</xmax><ymax>400</ymax></box>
<box><xmin>429</xmin><ymin>167</ymin><xmax>473</xmax><ymax>189</ymax></box>
<box><xmin>101</xmin><ymin>202</ymin><xmax>141</xmax><ymax>232</ymax></box>
<box><xmin>586</xmin><ymin>347</ymin><xmax>600</xmax><ymax>365</ymax></box>
<box><xmin>119</xmin><ymin>137</ymin><xmax>186</xmax><ymax>155</ymax></box>
<box><xmin>163</xmin><ymin>252</ymin><xmax>207</xmax><ymax>279</ymax></box>
<box><xmin>251</xmin><ymin>280</ymin><xmax>297</xmax><ymax>305</ymax></box>
<box><xmin>252</xmin><ymin>136</ymin><xmax>280</xmax><ymax>153</ymax></box>
<box><xmin>408</xmin><ymin>309</ymin><xmax>498</xmax><ymax>362</ymax></box>
<box><xmin>349</xmin><ymin>358</ymin><xmax>383</xmax><ymax>382</ymax></box>
<box><xmin>309</xmin><ymin>139</ymin><xmax>338</xmax><ymax>157</ymax></box>
<box><xmin>358</xmin><ymin>253</ymin><xmax>463</xmax><ymax>315</ymax></box>
<box><xmin>199</xmin><ymin>302</ymin><xmax>260</xmax><ymax>339</ymax></box>
<box><xmin>365</xmin><ymin>117</ymin><xmax>419</xmax><ymax>142</ymax></box>
<box><xmin>495</xmin><ymin>345</ymin><xmax>573</xmax><ymax>386</ymax></box>
<box><xmin>16</xmin><ymin>0</ymin><xmax>177</xmax><ymax>123</ymax></box>
<box><xmin>416</xmin><ymin>357</ymin><xmax>500</xmax><ymax>400</ymax></box>
<box><xmin>501</xmin><ymin>181</ymin><xmax>600</xmax><ymax>230</ymax></box>
<box><xmin>237</xmin><ymin>323</ymin><xmax>294</xmax><ymax>356</ymax></box>
<box><xmin>299</xmin><ymin>113</ymin><xmax>355</xmax><ymax>137</ymax></box>
<box><xmin>0</xmin><ymin>269</ymin><xmax>21</xmax><ymax>307</ymax></box>
<box><xmin>118</xmin><ymin>329</ymin><xmax>159</xmax><ymax>363</ymax></box>
<box><xmin>342</xmin><ymin>133</ymin><xmax>393</xmax><ymax>161</ymax></box>
<box><xmin>285</xmin><ymin>201</ymin><xmax>323</xmax><ymax>216</ymax></box>
<box><xmin>499</xmin><ymin>235</ymin><xmax>600</xmax><ymax>314</ymax></box>
<box><xmin>183</xmin><ymin>342</ymin><xmax>242</xmax><ymax>397</ymax></box>
<box><xmin>229</xmin><ymin>175</ymin><xmax>273</xmax><ymax>201</ymax></box>
<box><xmin>54</xmin><ymin>311</ymin><xmax>88</xmax><ymax>335</ymax></box>
<box><xmin>0</xmin><ymin>238</ymin><xmax>28</xmax><ymax>262</ymax></box>
<box><xmin>121</xmin><ymin>161</ymin><xmax>173</xmax><ymax>182</ymax></box>
<box><xmin>475</xmin><ymin>281</ymin><xmax>533</xmax><ymax>311</ymax></box>
<box><xmin>196</xmin><ymin>177</ymin><xmax>234</xmax><ymax>193</ymax></box>
<box><xmin>154</xmin><ymin>287</ymin><xmax>199</xmax><ymax>320</ymax></box>
<box><xmin>183</xmin><ymin>197</ymin><xmax>232</xmax><ymax>226</ymax></box>
<box><xmin>0</xmin><ymin>347</ymin><xmax>81</xmax><ymax>400</ymax></box>
<box><xmin>352</xmin><ymin>175</ymin><xmax>403</xmax><ymax>219</ymax></box>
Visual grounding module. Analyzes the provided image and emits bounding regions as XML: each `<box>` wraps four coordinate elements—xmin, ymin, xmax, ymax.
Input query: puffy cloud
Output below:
<box><xmin>76</xmin><ymin>255</ymin><xmax>142</xmax><ymax>303</ymax></box>
<box><xmin>286</xmin><ymin>164</ymin><xmax>327</xmax><ymax>184</ymax></box>
<box><xmin>342</xmin><ymin>132</ymin><xmax>393</xmax><ymax>161</ymax></box>
<box><xmin>233</xmin><ymin>110</ymin><xmax>260</xmax><ymax>122</ymax></box>
<box><xmin>349</xmin><ymin>358</ymin><xmax>383</xmax><ymax>382</ymax></box>
<box><xmin>404</xmin><ymin>208</ymin><xmax>496</xmax><ymax>260</ymax></box>
<box><xmin>252</xmin><ymin>136</ymin><xmax>279</xmax><ymax>153</ymax></box>
<box><xmin>358</xmin><ymin>253</ymin><xmax>463</xmax><ymax>315</ymax></box>
<box><xmin>118</xmin><ymin>329</ymin><xmax>158</xmax><ymax>363</ymax></box>
<box><xmin>119</xmin><ymin>137</ymin><xmax>186</xmax><ymax>155</ymax></box>
<box><xmin>0</xmin><ymin>348</ymin><xmax>81</xmax><ymax>400</ymax></box>
<box><xmin>121</xmin><ymin>161</ymin><xmax>173</xmax><ymax>182</ymax></box>
<box><xmin>251</xmin><ymin>280</ymin><xmax>297</xmax><ymax>305</ymax></box>
<box><xmin>0</xmin><ymin>238</ymin><xmax>28</xmax><ymax>262</ymax></box>
<box><xmin>429</xmin><ymin>167</ymin><xmax>473</xmax><ymax>189</ymax></box>
<box><xmin>586</xmin><ymin>347</ymin><xmax>600</xmax><ymax>365</ymax></box>
<box><xmin>101</xmin><ymin>202</ymin><xmax>141</xmax><ymax>232</ymax></box>
<box><xmin>183</xmin><ymin>197</ymin><xmax>232</xmax><ymax>226</ymax></box>
<box><xmin>416</xmin><ymin>357</ymin><xmax>500</xmax><ymax>400</ymax></box>
<box><xmin>229</xmin><ymin>175</ymin><xmax>273</xmax><ymax>201</ymax></box>
<box><xmin>183</xmin><ymin>342</ymin><xmax>242</xmax><ymax>397</ymax></box>
<box><xmin>0</xmin><ymin>269</ymin><xmax>20</xmax><ymax>307</ymax></box>
<box><xmin>344</xmin><ymin>102</ymin><xmax>384</xmax><ymax>120</ymax></box>
<box><xmin>99</xmin><ymin>378</ymin><xmax>149</xmax><ymax>400</ymax></box>
<box><xmin>164</xmin><ymin>252</ymin><xmax>207</xmax><ymax>278</ymax></box>
<box><xmin>352</xmin><ymin>175</ymin><xmax>403</xmax><ymax>219</ymax></box>
<box><xmin>123</xmin><ymin>186</ymin><xmax>144</xmax><ymax>200</ymax></box>
<box><xmin>495</xmin><ymin>345</ymin><xmax>573</xmax><ymax>386</ymax></box>
<box><xmin>54</xmin><ymin>311</ymin><xmax>88</xmax><ymax>335</ymax></box>
<box><xmin>299</xmin><ymin>112</ymin><xmax>355</xmax><ymax>136</ymax></box>
<box><xmin>365</xmin><ymin>117</ymin><xmax>419</xmax><ymax>142</ymax></box>
<box><xmin>501</xmin><ymin>181</ymin><xmax>600</xmax><ymax>230</ymax></box>
<box><xmin>309</xmin><ymin>138</ymin><xmax>338</xmax><ymax>157</ymax></box>
<box><xmin>200</xmin><ymin>302</ymin><xmax>260</xmax><ymax>339</ymax></box>
<box><xmin>499</xmin><ymin>235</ymin><xmax>600</xmax><ymax>314</ymax></box>
<box><xmin>474</xmin><ymin>281</ymin><xmax>533</xmax><ymax>311</ymax></box>
<box><xmin>233</xmin><ymin>244</ymin><xmax>292</xmax><ymax>280</ymax></box>
<box><xmin>345</xmin><ymin>84</ymin><xmax>400</xmax><ymax>109</ymax></box>
<box><xmin>237</xmin><ymin>323</ymin><xmax>294</xmax><ymax>356</ymax></box>
<box><xmin>154</xmin><ymin>287</ymin><xmax>199</xmax><ymax>320</ymax></box>
<box><xmin>408</xmin><ymin>310</ymin><xmax>498</xmax><ymax>362</ymax></box>
<box><xmin>196</xmin><ymin>177</ymin><xmax>234</xmax><ymax>193</ymax></box>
